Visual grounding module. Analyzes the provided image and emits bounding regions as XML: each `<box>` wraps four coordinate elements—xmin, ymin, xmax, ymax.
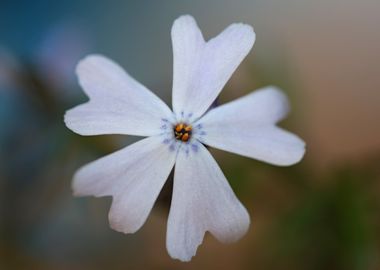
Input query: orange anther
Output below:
<box><xmin>181</xmin><ymin>133</ymin><xmax>189</xmax><ymax>142</ymax></box>
<box><xmin>174</xmin><ymin>122</ymin><xmax>192</xmax><ymax>142</ymax></box>
<box><xmin>175</xmin><ymin>123</ymin><xmax>184</xmax><ymax>132</ymax></box>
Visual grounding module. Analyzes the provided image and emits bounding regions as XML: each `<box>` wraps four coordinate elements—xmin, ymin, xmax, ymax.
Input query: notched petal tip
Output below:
<box><xmin>71</xmin><ymin>168</ymin><xmax>90</xmax><ymax>197</ymax></box>
<box><xmin>75</xmin><ymin>54</ymin><xmax>122</xmax><ymax>92</ymax></box>
<box><xmin>171</xmin><ymin>14</ymin><xmax>203</xmax><ymax>41</ymax></box>
<box><xmin>63</xmin><ymin>105</ymin><xmax>94</xmax><ymax>136</ymax></box>
<box><xmin>227</xmin><ymin>22</ymin><xmax>256</xmax><ymax>45</ymax></box>
<box><xmin>261</xmin><ymin>85</ymin><xmax>291</xmax><ymax>120</ymax></box>
<box><xmin>75</xmin><ymin>54</ymin><xmax>108</xmax><ymax>76</ymax></box>
<box><xmin>108</xmin><ymin>211</ymin><xmax>137</xmax><ymax>235</ymax></box>
<box><xmin>173</xmin><ymin>14</ymin><xmax>197</xmax><ymax>25</ymax></box>
<box><xmin>292</xmin><ymin>139</ymin><xmax>307</xmax><ymax>164</ymax></box>
<box><xmin>167</xmin><ymin>234</ymin><xmax>204</xmax><ymax>262</ymax></box>
<box><xmin>166</xmin><ymin>207</ymin><xmax>250</xmax><ymax>262</ymax></box>
<box><xmin>232</xmin><ymin>22</ymin><xmax>255</xmax><ymax>33</ymax></box>
<box><xmin>214</xmin><ymin>209</ymin><xmax>251</xmax><ymax>244</ymax></box>
<box><xmin>275</xmin><ymin>136</ymin><xmax>306</xmax><ymax>167</ymax></box>
<box><xmin>168</xmin><ymin>250</ymin><xmax>195</xmax><ymax>262</ymax></box>
<box><xmin>71</xmin><ymin>162</ymin><xmax>111</xmax><ymax>198</ymax></box>
<box><xmin>173</xmin><ymin>253</ymin><xmax>196</xmax><ymax>263</ymax></box>
<box><xmin>263</xmin><ymin>85</ymin><xmax>286</xmax><ymax>96</ymax></box>
<box><xmin>63</xmin><ymin>108</ymin><xmax>77</xmax><ymax>134</ymax></box>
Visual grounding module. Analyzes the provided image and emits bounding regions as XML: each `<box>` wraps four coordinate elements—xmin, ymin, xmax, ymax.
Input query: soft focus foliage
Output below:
<box><xmin>1</xmin><ymin>0</ymin><xmax>380</xmax><ymax>269</ymax></box>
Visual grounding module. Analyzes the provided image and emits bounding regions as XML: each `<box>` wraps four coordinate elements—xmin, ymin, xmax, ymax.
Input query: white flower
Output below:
<box><xmin>64</xmin><ymin>15</ymin><xmax>305</xmax><ymax>261</ymax></box>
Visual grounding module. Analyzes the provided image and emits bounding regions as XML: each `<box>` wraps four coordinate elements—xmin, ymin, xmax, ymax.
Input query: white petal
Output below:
<box><xmin>73</xmin><ymin>136</ymin><xmax>176</xmax><ymax>233</ymax></box>
<box><xmin>196</xmin><ymin>87</ymin><xmax>305</xmax><ymax>166</ymax></box>
<box><xmin>198</xmin><ymin>86</ymin><xmax>290</xmax><ymax>126</ymax></box>
<box><xmin>166</xmin><ymin>142</ymin><xmax>250</xmax><ymax>261</ymax></box>
<box><xmin>65</xmin><ymin>55</ymin><xmax>174</xmax><ymax>136</ymax></box>
<box><xmin>171</xmin><ymin>15</ymin><xmax>255</xmax><ymax>121</ymax></box>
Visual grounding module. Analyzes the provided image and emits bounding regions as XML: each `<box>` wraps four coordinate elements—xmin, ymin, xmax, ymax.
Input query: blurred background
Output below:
<box><xmin>1</xmin><ymin>0</ymin><xmax>380</xmax><ymax>269</ymax></box>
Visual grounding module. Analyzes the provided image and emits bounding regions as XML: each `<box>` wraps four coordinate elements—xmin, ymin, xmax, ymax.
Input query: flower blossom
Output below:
<box><xmin>64</xmin><ymin>15</ymin><xmax>305</xmax><ymax>261</ymax></box>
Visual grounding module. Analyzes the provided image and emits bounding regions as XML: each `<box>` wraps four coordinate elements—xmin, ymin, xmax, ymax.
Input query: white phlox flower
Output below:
<box><xmin>64</xmin><ymin>15</ymin><xmax>305</xmax><ymax>261</ymax></box>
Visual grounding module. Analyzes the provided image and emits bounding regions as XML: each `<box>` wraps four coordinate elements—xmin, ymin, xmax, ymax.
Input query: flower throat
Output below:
<box><xmin>174</xmin><ymin>123</ymin><xmax>192</xmax><ymax>142</ymax></box>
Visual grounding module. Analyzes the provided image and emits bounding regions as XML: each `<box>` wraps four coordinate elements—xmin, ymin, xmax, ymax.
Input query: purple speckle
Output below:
<box><xmin>191</xmin><ymin>144</ymin><xmax>198</xmax><ymax>152</ymax></box>
<box><xmin>169</xmin><ymin>144</ymin><xmax>176</xmax><ymax>152</ymax></box>
<box><xmin>163</xmin><ymin>138</ymin><xmax>171</xmax><ymax>144</ymax></box>
<box><xmin>196</xmin><ymin>123</ymin><xmax>203</xmax><ymax>129</ymax></box>
<box><xmin>160</xmin><ymin>125</ymin><xmax>167</xmax><ymax>130</ymax></box>
<box><xmin>200</xmin><ymin>131</ymin><xmax>206</xmax><ymax>136</ymax></box>
<box><xmin>161</xmin><ymin>118</ymin><xmax>169</xmax><ymax>122</ymax></box>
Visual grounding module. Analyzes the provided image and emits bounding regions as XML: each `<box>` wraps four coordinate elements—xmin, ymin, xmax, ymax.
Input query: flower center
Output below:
<box><xmin>174</xmin><ymin>123</ymin><xmax>192</xmax><ymax>142</ymax></box>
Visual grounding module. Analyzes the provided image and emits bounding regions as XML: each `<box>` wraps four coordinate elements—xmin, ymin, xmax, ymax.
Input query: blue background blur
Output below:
<box><xmin>1</xmin><ymin>0</ymin><xmax>380</xmax><ymax>269</ymax></box>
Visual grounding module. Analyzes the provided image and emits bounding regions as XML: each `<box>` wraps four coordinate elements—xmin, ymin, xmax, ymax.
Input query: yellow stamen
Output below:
<box><xmin>173</xmin><ymin>123</ymin><xmax>192</xmax><ymax>142</ymax></box>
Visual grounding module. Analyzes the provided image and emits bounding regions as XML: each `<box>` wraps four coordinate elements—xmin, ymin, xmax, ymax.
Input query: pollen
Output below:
<box><xmin>174</xmin><ymin>123</ymin><xmax>192</xmax><ymax>142</ymax></box>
